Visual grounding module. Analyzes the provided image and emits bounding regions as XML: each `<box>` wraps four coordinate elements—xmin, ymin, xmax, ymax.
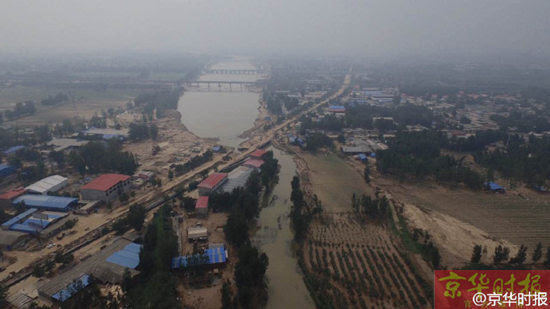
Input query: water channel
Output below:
<box><xmin>177</xmin><ymin>58</ymin><xmax>314</xmax><ymax>308</ymax></box>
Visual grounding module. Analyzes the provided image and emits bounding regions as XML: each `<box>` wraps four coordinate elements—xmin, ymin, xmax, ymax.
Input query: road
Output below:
<box><xmin>2</xmin><ymin>72</ymin><xmax>352</xmax><ymax>289</ymax></box>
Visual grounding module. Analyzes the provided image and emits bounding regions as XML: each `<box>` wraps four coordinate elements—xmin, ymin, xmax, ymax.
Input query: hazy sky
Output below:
<box><xmin>1</xmin><ymin>0</ymin><xmax>549</xmax><ymax>57</ymax></box>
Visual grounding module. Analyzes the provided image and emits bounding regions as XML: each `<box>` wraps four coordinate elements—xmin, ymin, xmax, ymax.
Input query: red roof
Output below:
<box><xmin>244</xmin><ymin>158</ymin><xmax>265</xmax><ymax>169</ymax></box>
<box><xmin>195</xmin><ymin>196</ymin><xmax>209</xmax><ymax>209</ymax></box>
<box><xmin>81</xmin><ymin>174</ymin><xmax>130</xmax><ymax>192</ymax></box>
<box><xmin>250</xmin><ymin>149</ymin><xmax>267</xmax><ymax>159</ymax></box>
<box><xmin>198</xmin><ymin>173</ymin><xmax>227</xmax><ymax>190</ymax></box>
<box><xmin>0</xmin><ymin>187</ymin><xmax>26</xmax><ymax>200</ymax></box>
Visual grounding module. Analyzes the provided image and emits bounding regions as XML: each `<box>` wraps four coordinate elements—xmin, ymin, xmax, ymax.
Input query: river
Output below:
<box><xmin>253</xmin><ymin>147</ymin><xmax>315</xmax><ymax>309</ymax></box>
<box><xmin>177</xmin><ymin>58</ymin><xmax>263</xmax><ymax>148</ymax></box>
<box><xmin>177</xmin><ymin>59</ymin><xmax>314</xmax><ymax>308</ymax></box>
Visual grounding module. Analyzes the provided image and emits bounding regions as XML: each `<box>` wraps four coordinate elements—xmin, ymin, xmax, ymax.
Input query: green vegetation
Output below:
<box><xmin>68</xmin><ymin>140</ymin><xmax>138</xmax><ymax>175</ymax></box>
<box><xmin>351</xmin><ymin>193</ymin><xmax>389</xmax><ymax>221</ymax></box>
<box><xmin>129</xmin><ymin>122</ymin><xmax>158</xmax><ymax>141</ymax></box>
<box><xmin>262</xmin><ymin>91</ymin><xmax>299</xmax><ymax>115</ymax></box>
<box><xmin>133</xmin><ymin>88</ymin><xmax>182</xmax><ymax>119</ymax></box>
<box><xmin>376</xmin><ymin>130</ymin><xmax>484</xmax><ymax>190</ymax></box>
<box><xmin>173</xmin><ymin>150</ymin><xmax>213</xmax><ymax>176</ymax></box>
<box><xmin>127</xmin><ymin>204</ymin><xmax>180</xmax><ymax>309</ymax></box>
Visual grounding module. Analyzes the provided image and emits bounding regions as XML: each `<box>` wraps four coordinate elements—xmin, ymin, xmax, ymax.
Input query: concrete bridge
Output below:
<box><xmin>182</xmin><ymin>80</ymin><xmax>258</xmax><ymax>91</ymax></box>
<box><xmin>205</xmin><ymin>69</ymin><xmax>260</xmax><ymax>75</ymax></box>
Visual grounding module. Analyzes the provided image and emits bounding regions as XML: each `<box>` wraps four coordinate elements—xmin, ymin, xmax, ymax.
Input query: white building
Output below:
<box><xmin>25</xmin><ymin>175</ymin><xmax>68</xmax><ymax>195</ymax></box>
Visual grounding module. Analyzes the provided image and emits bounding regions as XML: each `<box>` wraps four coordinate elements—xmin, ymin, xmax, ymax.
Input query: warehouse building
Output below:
<box><xmin>37</xmin><ymin>237</ymin><xmax>141</xmax><ymax>302</ymax></box>
<box><xmin>80</xmin><ymin>174</ymin><xmax>131</xmax><ymax>202</ymax></box>
<box><xmin>12</xmin><ymin>195</ymin><xmax>78</xmax><ymax>212</ymax></box>
<box><xmin>188</xmin><ymin>225</ymin><xmax>208</xmax><ymax>241</ymax></box>
<box><xmin>25</xmin><ymin>175</ymin><xmax>68</xmax><ymax>195</ymax></box>
<box><xmin>0</xmin><ymin>187</ymin><xmax>26</xmax><ymax>209</ymax></box>
<box><xmin>1</xmin><ymin>208</ymin><xmax>69</xmax><ymax>235</ymax></box>
<box><xmin>0</xmin><ymin>230</ymin><xmax>29</xmax><ymax>250</ymax></box>
<box><xmin>197</xmin><ymin>173</ymin><xmax>228</xmax><ymax>195</ymax></box>
<box><xmin>221</xmin><ymin>166</ymin><xmax>254</xmax><ymax>193</ymax></box>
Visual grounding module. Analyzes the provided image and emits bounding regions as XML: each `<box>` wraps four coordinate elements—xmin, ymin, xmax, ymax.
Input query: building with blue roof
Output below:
<box><xmin>3</xmin><ymin>145</ymin><xmax>25</xmax><ymax>155</ymax></box>
<box><xmin>106</xmin><ymin>242</ymin><xmax>142</xmax><ymax>269</ymax></box>
<box><xmin>1</xmin><ymin>208</ymin><xmax>37</xmax><ymax>230</ymax></box>
<box><xmin>172</xmin><ymin>244</ymin><xmax>228</xmax><ymax>269</ymax></box>
<box><xmin>13</xmin><ymin>194</ymin><xmax>78</xmax><ymax>212</ymax></box>
<box><xmin>0</xmin><ymin>164</ymin><xmax>16</xmax><ymax>178</ymax></box>
<box><xmin>51</xmin><ymin>274</ymin><xmax>91</xmax><ymax>302</ymax></box>
<box><xmin>358</xmin><ymin>153</ymin><xmax>367</xmax><ymax>161</ymax></box>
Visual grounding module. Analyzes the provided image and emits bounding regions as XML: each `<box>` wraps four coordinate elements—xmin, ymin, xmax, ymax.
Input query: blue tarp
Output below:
<box><xmin>358</xmin><ymin>153</ymin><xmax>367</xmax><ymax>161</ymax></box>
<box><xmin>370</xmin><ymin>153</ymin><xmax>376</xmax><ymax>158</ymax></box>
<box><xmin>52</xmin><ymin>275</ymin><xmax>91</xmax><ymax>302</ymax></box>
<box><xmin>13</xmin><ymin>195</ymin><xmax>78</xmax><ymax>211</ymax></box>
<box><xmin>171</xmin><ymin>245</ymin><xmax>227</xmax><ymax>269</ymax></box>
<box><xmin>1</xmin><ymin>208</ymin><xmax>37</xmax><ymax>229</ymax></box>
<box><xmin>486</xmin><ymin>182</ymin><xmax>504</xmax><ymax>191</ymax></box>
<box><xmin>3</xmin><ymin>145</ymin><xmax>24</xmax><ymax>155</ymax></box>
<box><xmin>212</xmin><ymin>146</ymin><xmax>221</xmax><ymax>152</ymax></box>
<box><xmin>106</xmin><ymin>243</ymin><xmax>142</xmax><ymax>269</ymax></box>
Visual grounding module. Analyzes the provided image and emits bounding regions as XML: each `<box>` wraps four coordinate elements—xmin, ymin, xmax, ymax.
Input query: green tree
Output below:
<box><xmin>471</xmin><ymin>245</ymin><xmax>482</xmax><ymax>264</ymax></box>
<box><xmin>532</xmin><ymin>242</ymin><xmax>543</xmax><ymax>263</ymax></box>
<box><xmin>127</xmin><ymin>204</ymin><xmax>146</xmax><ymax>231</ymax></box>
<box><xmin>509</xmin><ymin>245</ymin><xmax>528</xmax><ymax>265</ymax></box>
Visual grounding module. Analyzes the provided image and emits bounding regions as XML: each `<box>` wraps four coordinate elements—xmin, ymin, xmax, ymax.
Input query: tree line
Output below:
<box><xmin>68</xmin><ymin>139</ymin><xmax>138</xmax><ymax>175</ymax></box>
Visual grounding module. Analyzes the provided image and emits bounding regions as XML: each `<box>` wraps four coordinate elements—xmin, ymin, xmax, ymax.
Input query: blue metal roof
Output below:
<box><xmin>52</xmin><ymin>275</ymin><xmax>91</xmax><ymax>302</ymax></box>
<box><xmin>12</xmin><ymin>195</ymin><xmax>78</xmax><ymax>211</ymax></box>
<box><xmin>3</xmin><ymin>145</ymin><xmax>24</xmax><ymax>155</ymax></box>
<box><xmin>171</xmin><ymin>245</ymin><xmax>227</xmax><ymax>269</ymax></box>
<box><xmin>106</xmin><ymin>243</ymin><xmax>142</xmax><ymax>269</ymax></box>
<box><xmin>2</xmin><ymin>208</ymin><xmax>37</xmax><ymax>229</ymax></box>
<box><xmin>10</xmin><ymin>223</ymin><xmax>41</xmax><ymax>234</ymax></box>
<box><xmin>25</xmin><ymin>218</ymin><xmax>51</xmax><ymax>229</ymax></box>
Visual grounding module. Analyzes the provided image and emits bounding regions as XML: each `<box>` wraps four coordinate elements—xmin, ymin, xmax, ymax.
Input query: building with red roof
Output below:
<box><xmin>243</xmin><ymin>158</ymin><xmax>265</xmax><ymax>170</ymax></box>
<box><xmin>0</xmin><ymin>187</ymin><xmax>26</xmax><ymax>209</ymax></box>
<box><xmin>195</xmin><ymin>196</ymin><xmax>209</xmax><ymax>217</ymax></box>
<box><xmin>80</xmin><ymin>174</ymin><xmax>131</xmax><ymax>203</ymax></box>
<box><xmin>198</xmin><ymin>173</ymin><xmax>227</xmax><ymax>195</ymax></box>
<box><xmin>249</xmin><ymin>149</ymin><xmax>267</xmax><ymax>159</ymax></box>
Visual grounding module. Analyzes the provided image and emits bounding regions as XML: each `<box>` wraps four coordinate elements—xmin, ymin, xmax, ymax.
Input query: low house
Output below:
<box><xmin>197</xmin><ymin>173</ymin><xmax>228</xmax><ymax>195</ymax></box>
<box><xmin>243</xmin><ymin>158</ymin><xmax>264</xmax><ymax>170</ymax></box>
<box><xmin>80</xmin><ymin>128</ymin><xmax>129</xmax><ymax>140</ymax></box>
<box><xmin>195</xmin><ymin>196</ymin><xmax>209</xmax><ymax>217</ymax></box>
<box><xmin>3</xmin><ymin>145</ymin><xmax>24</xmax><ymax>156</ymax></box>
<box><xmin>249</xmin><ymin>149</ymin><xmax>267</xmax><ymax>159</ymax></box>
<box><xmin>328</xmin><ymin>105</ymin><xmax>346</xmax><ymax>113</ymax></box>
<box><xmin>25</xmin><ymin>175</ymin><xmax>68</xmax><ymax>195</ymax></box>
<box><xmin>47</xmin><ymin>138</ymin><xmax>88</xmax><ymax>152</ymax></box>
<box><xmin>171</xmin><ymin>244</ymin><xmax>228</xmax><ymax>269</ymax></box>
<box><xmin>0</xmin><ymin>187</ymin><xmax>26</xmax><ymax>209</ymax></box>
<box><xmin>187</xmin><ymin>226</ymin><xmax>208</xmax><ymax>241</ymax></box>
<box><xmin>80</xmin><ymin>174</ymin><xmax>131</xmax><ymax>203</ymax></box>
<box><xmin>221</xmin><ymin>166</ymin><xmax>254</xmax><ymax>193</ymax></box>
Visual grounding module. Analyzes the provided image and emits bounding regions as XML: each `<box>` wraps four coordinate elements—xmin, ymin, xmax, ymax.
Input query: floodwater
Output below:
<box><xmin>177</xmin><ymin>58</ymin><xmax>263</xmax><ymax>148</ymax></box>
<box><xmin>253</xmin><ymin>147</ymin><xmax>315</xmax><ymax>309</ymax></box>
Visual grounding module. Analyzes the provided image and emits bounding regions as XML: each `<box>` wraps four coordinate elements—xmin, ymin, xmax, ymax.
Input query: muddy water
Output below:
<box><xmin>177</xmin><ymin>58</ymin><xmax>263</xmax><ymax>148</ymax></box>
<box><xmin>253</xmin><ymin>147</ymin><xmax>315</xmax><ymax>309</ymax></box>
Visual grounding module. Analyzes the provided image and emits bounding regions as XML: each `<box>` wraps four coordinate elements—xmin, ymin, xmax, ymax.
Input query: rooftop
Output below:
<box><xmin>81</xmin><ymin>174</ymin><xmax>130</xmax><ymax>192</ymax></box>
<box><xmin>3</xmin><ymin>145</ymin><xmax>24</xmax><ymax>155</ymax></box>
<box><xmin>198</xmin><ymin>173</ymin><xmax>227</xmax><ymax>190</ymax></box>
<box><xmin>0</xmin><ymin>187</ymin><xmax>27</xmax><ymax>200</ymax></box>
<box><xmin>13</xmin><ymin>195</ymin><xmax>78</xmax><ymax>211</ymax></box>
<box><xmin>171</xmin><ymin>244</ymin><xmax>227</xmax><ymax>269</ymax></box>
<box><xmin>243</xmin><ymin>158</ymin><xmax>265</xmax><ymax>169</ymax></box>
<box><xmin>105</xmin><ymin>242</ymin><xmax>142</xmax><ymax>269</ymax></box>
<box><xmin>249</xmin><ymin>149</ymin><xmax>267</xmax><ymax>158</ymax></box>
<box><xmin>195</xmin><ymin>196</ymin><xmax>209</xmax><ymax>209</ymax></box>
<box><xmin>25</xmin><ymin>175</ymin><xmax>68</xmax><ymax>194</ymax></box>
